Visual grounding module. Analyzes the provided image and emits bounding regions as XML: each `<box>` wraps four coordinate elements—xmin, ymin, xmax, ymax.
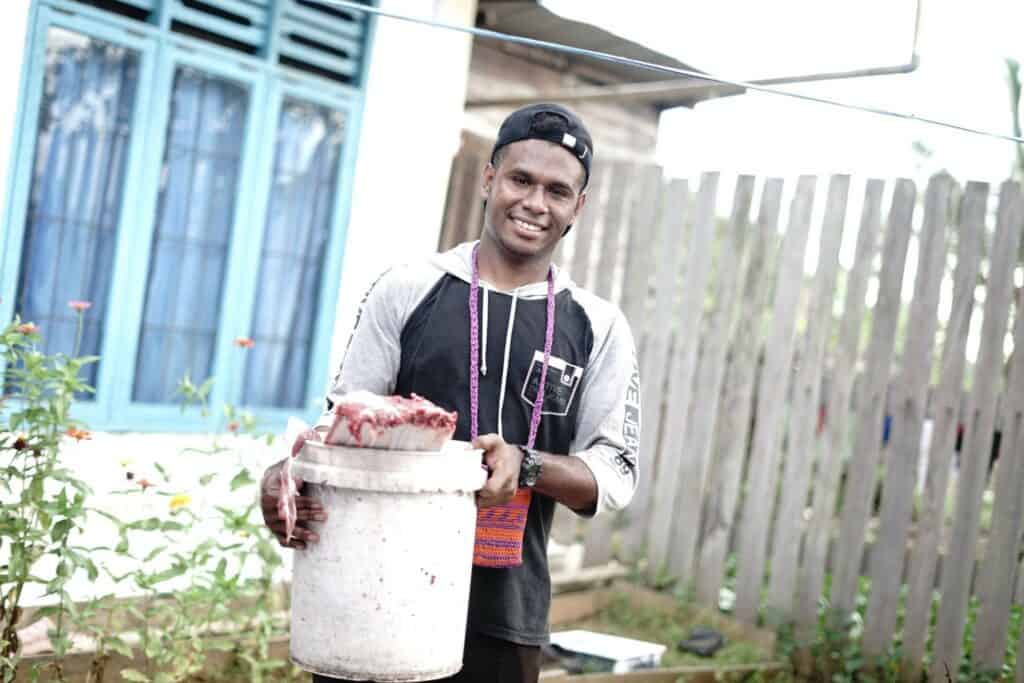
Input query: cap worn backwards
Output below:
<box><xmin>490</xmin><ymin>103</ymin><xmax>593</xmax><ymax>188</ymax></box>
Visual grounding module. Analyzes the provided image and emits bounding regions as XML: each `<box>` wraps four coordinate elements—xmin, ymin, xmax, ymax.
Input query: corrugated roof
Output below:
<box><xmin>475</xmin><ymin>1</ymin><xmax>743</xmax><ymax>109</ymax></box>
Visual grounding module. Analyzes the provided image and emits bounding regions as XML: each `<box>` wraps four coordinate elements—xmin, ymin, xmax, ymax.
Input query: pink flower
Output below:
<box><xmin>233</xmin><ymin>337</ymin><xmax>255</xmax><ymax>349</ymax></box>
<box><xmin>68</xmin><ymin>300</ymin><xmax>92</xmax><ymax>312</ymax></box>
<box><xmin>15</xmin><ymin>323</ymin><xmax>38</xmax><ymax>335</ymax></box>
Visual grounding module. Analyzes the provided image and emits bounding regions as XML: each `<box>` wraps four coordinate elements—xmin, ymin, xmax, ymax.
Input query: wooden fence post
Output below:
<box><xmin>594</xmin><ymin>162</ymin><xmax>635</xmax><ymax>302</ymax></box>
<box><xmin>693</xmin><ymin>178</ymin><xmax>783</xmax><ymax>606</ymax></box>
<box><xmin>795</xmin><ymin>179</ymin><xmax>885</xmax><ymax>648</ymax></box>
<box><xmin>569</xmin><ymin>159</ymin><xmax>611</xmax><ymax>292</ymax></box>
<box><xmin>732</xmin><ymin>175</ymin><xmax>817</xmax><ymax>623</ymax></box>
<box><xmin>861</xmin><ymin>174</ymin><xmax>955</xmax><ymax>658</ymax></box>
<box><xmin>1018</xmin><ymin>549</ymin><xmax>1024</xmax><ymax>683</ymax></box>
<box><xmin>621</xmin><ymin>164</ymin><xmax>665</xmax><ymax>337</ymax></box>
<box><xmin>766</xmin><ymin>175</ymin><xmax>850</xmax><ymax>617</ymax></box>
<box><xmin>973</xmin><ymin>285</ymin><xmax>1024</xmax><ymax>670</ymax></box>
<box><xmin>581</xmin><ymin>178</ymin><xmax>687</xmax><ymax>566</ymax></box>
<box><xmin>930</xmin><ymin>181</ymin><xmax>1024</xmax><ymax>680</ymax></box>
<box><xmin>900</xmin><ymin>181</ymin><xmax>987</xmax><ymax>678</ymax></box>
<box><xmin>666</xmin><ymin>176</ymin><xmax>756</xmax><ymax>585</ymax></box>
<box><xmin>830</xmin><ymin>179</ymin><xmax>916</xmax><ymax>617</ymax></box>
<box><xmin>641</xmin><ymin>172</ymin><xmax>720</xmax><ymax>576</ymax></box>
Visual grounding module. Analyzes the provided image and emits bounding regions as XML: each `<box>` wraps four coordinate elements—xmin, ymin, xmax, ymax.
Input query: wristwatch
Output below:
<box><xmin>517</xmin><ymin>446</ymin><xmax>543</xmax><ymax>489</ymax></box>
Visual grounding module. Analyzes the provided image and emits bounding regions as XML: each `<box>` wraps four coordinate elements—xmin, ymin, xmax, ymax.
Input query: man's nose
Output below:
<box><xmin>522</xmin><ymin>184</ymin><xmax>547</xmax><ymax>212</ymax></box>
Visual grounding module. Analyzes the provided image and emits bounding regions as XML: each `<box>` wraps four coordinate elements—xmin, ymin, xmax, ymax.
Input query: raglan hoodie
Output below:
<box><xmin>323</xmin><ymin>241</ymin><xmax>641</xmax><ymax>645</ymax></box>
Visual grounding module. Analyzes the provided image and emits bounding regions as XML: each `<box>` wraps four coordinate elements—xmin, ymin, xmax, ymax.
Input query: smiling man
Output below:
<box><xmin>262</xmin><ymin>103</ymin><xmax>641</xmax><ymax>683</ymax></box>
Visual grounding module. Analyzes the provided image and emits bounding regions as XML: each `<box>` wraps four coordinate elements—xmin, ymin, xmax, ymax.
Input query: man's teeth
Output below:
<box><xmin>513</xmin><ymin>218</ymin><xmax>544</xmax><ymax>232</ymax></box>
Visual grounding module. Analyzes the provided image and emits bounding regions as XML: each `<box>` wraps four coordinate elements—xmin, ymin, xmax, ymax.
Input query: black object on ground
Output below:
<box><xmin>677</xmin><ymin>626</ymin><xmax>725</xmax><ymax>657</ymax></box>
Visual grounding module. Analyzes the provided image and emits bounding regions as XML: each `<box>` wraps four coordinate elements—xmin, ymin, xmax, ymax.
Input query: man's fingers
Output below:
<box><xmin>296</xmin><ymin>506</ymin><xmax>327</xmax><ymax>522</ymax></box>
<box><xmin>472</xmin><ymin>433</ymin><xmax>502</xmax><ymax>450</ymax></box>
<box><xmin>477</xmin><ymin>489</ymin><xmax>501</xmax><ymax>508</ymax></box>
<box><xmin>293</xmin><ymin>496</ymin><xmax>324</xmax><ymax>511</ymax></box>
<box><xmin>269</xmin><ymin>520</ymin><xmax>321</xmax><ymax>547</ymax></box>
<box><xmin>262</xmin><ymin>494</ymin><xmax>324</xmax><ymax>519</ymax></box>
<box><xmin>477</xmin><ymin>473</ymin><xmax>517</xmax><ymax>507</ymax></box>
<box><xmin>289</xmin><ymin>525</ymin><xmax>320</xmax><ymax>546</ymax></box>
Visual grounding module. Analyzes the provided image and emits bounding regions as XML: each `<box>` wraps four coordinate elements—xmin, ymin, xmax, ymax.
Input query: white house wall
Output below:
<box><xmin>329</xmin><ymin>0</ymin><xmax>478</xmax><ymax>385</ymax></box>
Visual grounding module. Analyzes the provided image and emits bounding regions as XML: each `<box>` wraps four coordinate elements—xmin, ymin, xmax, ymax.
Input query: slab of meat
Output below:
<box><xmin>279</xmin><ymin>393</ymin><xmax>458</xmax><ymax>543</ymax></box>
<box><xmin>323</xmin><ymin>391</ymin><xmax>457</xmax><ymax>451</ymax></box>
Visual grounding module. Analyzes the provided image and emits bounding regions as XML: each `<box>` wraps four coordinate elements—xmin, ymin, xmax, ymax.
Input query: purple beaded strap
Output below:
<box><xmin>469</xmin><ymin>242</ymin><xmax>555</xmax><ymax>448</ymax></box>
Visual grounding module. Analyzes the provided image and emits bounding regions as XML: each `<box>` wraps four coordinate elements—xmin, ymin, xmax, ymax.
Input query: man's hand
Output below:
<box><xmin>260</xmin><ymin>457</ymin><xmax>326</xmax><ymax>550</ymax></box>
<box><xmin>473</xmin><ymin>434</ymin><xmax>524</xmax><ymax>508</ymax></box>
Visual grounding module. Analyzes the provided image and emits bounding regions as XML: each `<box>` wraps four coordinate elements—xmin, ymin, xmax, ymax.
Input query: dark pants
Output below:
<box><xmin>311</xmin><ymin>631</ymin><xmax>541</xmax><ymax>683</ymax></box>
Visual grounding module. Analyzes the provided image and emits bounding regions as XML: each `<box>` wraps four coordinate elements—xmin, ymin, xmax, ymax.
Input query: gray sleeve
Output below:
<box><xmin>317</xmin><ymin>265</ymin><xmax>434</xmax><ymax>429</ymax></box>
<box><xmin>569</xmin><ymin>309</ymin><xmax>641</xmax><ymax>517</ymax></box>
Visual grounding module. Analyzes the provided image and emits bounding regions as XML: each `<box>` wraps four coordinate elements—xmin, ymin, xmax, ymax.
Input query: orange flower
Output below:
<box><xmin>15</xmin><ymin>323</ymin><xmax>38</xmax><ymax>335</ymax></box>
<box><xmin>67</xmin><ymin>300</ymin><xmax>92</xmax><ymax>312</ymax></box>
<box><xmin>65</xmin><ymin>427</ymin><xmax>92</xmax><ymax>441</ymax></box>
<box><xmin>137</xmin><ymin>478</ymin><xmax>154</xmax><ymax>491</ymax></box>
<box><xmin>233</xmin><ymin>337</ymin><xmax>255</xmax><ymax>349</ymax></box>
<box><xmin>226</xmin><ymin>421</ymin><xmax>240</xmax><ymax>433</ymax></box>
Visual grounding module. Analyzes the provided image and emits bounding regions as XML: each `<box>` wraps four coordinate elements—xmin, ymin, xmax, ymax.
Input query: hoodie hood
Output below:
<box><xmin>430</xmin><ymin>241</ymin><xmax>575</xmax><ymax>298</ymax></box>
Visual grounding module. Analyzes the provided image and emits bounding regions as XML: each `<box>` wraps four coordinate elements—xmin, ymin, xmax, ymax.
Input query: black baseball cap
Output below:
<box><xmin>490</xmin><ymin>103</ymin><xmax>593</xmax><ymax>188</ymax></box>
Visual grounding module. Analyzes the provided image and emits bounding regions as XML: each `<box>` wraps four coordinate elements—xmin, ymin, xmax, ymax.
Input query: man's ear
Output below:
<box><xmin>481</xmin><ymin>163</ymin><xmax>497</xmax><ymax>200</ymax></box>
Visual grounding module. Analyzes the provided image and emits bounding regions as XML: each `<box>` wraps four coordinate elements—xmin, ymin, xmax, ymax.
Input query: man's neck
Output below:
<box><xmin>476</xmin><ymin>239</ymin><xmax>552</xmax><ymax>291</ymax></box>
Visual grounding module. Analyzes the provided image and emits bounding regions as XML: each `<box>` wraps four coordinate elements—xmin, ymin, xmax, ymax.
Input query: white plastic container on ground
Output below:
<box><xmin>549</xmin><ymin>630</ymin><xmax>667</xmax><ymax>673</ymax></box>
<box><xmin>290</xmin><ymin>440</ymin><xmax>486</xmax><ymax>682</ymax></box>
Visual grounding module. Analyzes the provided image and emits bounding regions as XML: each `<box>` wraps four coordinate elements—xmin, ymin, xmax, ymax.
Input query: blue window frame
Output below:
<box><xmin>1</xmin><ymin>0</ymin><xmax>374</xmax><ymax>431</ymax></box>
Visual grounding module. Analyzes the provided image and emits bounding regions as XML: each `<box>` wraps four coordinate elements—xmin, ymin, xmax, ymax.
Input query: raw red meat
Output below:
<box><xmin>323</xmin><ymin>391</ymin><xmax>457</xmax><ymax>450</ymax></box>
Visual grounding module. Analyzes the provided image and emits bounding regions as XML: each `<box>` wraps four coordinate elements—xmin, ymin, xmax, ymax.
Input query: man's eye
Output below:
<box><xmin>512</xmin><ymin>176</ymin><xmax>528</xmax><ymax>185</ymax></box>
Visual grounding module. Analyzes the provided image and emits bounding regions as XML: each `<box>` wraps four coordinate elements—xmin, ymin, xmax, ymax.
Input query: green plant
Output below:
<box><xmin>93</xmin><ymin>390</ymin><xmax>293</xmax><ymax>682</ymax></box>
<box><xmin>3</xmin><ymin>315</ymin><xmax>298</xmax><ymax>682</ymax></box>
<box><xmin>770</xmin><ymin>571</ymin><xmax>1022</xmax><ymax>682</ymax></box>
<box><xmin>1</xmin><ymin>309</ymin><xmax>98</xmax><ymax>683</ymax></box>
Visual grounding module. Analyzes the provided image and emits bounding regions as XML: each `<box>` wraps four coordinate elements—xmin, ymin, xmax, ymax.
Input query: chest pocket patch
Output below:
<box><xmin>521</xmin><ymin>350</ymin><xmax>584</xmax><ymax>416</ymax></box>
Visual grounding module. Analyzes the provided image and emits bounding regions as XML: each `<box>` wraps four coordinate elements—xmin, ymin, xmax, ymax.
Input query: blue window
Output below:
<box><xmin>1</xmin><ymin>0</ymin><xmax>374</xmax><ymax>431</ymax></box>
<box><xmin>14</xmin><ymin>28</ymin><xmax>141</xmax><ymax>393</ymax></box>
<box><xmin>134</xmin><ymin>67</ymin><xmax>250</xmax><ymax>404</ymax></box>
<box><xmin>244</xmin><ymin>99</ymin><xmax>347</xmax><ymax>409</ymax></box>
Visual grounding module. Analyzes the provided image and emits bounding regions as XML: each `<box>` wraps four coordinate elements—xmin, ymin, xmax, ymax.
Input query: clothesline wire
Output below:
<box><xmin>318</xmin><ymin>0</ymin><xmax>1024</xmax><ymax>146</ymax></box>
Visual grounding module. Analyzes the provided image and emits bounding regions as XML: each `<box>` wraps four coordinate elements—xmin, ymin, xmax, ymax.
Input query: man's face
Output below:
<box><xmin>480</xmin><ymin>139</ymin><xmax>587</xmax><ymax>263</ymax></box>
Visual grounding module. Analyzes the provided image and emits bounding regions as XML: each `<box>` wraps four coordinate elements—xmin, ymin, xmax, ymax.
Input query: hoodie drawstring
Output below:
<box><xmin>480</xmin><ymin>287</ymin><xmax>489</xmax><ymax>377</ymax></box>
<box><xmin>496</xmin><ymin>293</ymin><xmax>518</xmax><ymax>440</ymax></box>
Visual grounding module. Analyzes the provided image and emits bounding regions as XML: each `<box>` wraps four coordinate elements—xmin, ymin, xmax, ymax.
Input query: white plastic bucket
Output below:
<box><xmin>289</xmin><ymin>440</ymin><xmax>486</xmax><ymax>682</ymax></box>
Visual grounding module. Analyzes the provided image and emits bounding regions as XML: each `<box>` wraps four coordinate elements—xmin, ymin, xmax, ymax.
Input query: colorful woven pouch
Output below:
<box><xmin>473</xmin><ymin>488</ymin><xmax>531</xmax><ymax>567</ymax></box>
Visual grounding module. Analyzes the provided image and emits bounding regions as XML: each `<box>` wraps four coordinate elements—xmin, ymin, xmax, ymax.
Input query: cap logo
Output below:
<box><xmin>562</xmin><ymin>133</ymin><xmax>576</xmax><ymax>149</ymax></box>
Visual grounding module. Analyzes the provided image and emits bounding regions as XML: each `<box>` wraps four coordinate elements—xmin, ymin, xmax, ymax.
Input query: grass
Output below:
<box><xmin>560</xmin><ymin>591</ymin><xmax>773</xmax><ymax>668</ymax></box>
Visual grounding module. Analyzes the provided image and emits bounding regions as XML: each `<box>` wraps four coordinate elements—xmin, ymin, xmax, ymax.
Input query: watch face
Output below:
<box><xmin>519</xmin><ymin>447</ymin><xmax>541</xmax><ymax>488</ymax></box>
